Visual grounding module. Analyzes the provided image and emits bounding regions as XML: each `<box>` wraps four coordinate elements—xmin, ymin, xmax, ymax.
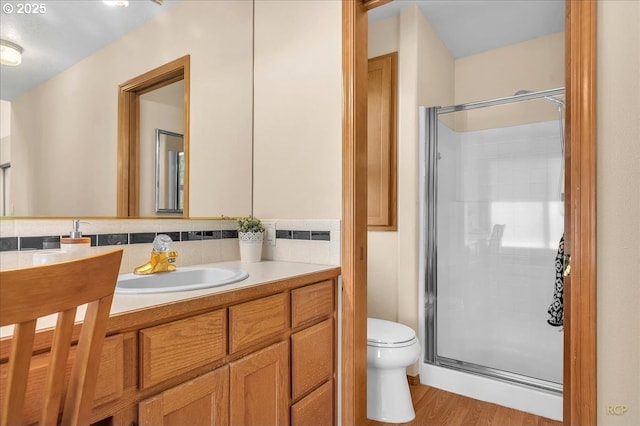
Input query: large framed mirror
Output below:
<box><xmin>155</xmin><ymin>129</ymin><xmax>184</xmax><ymax>214</ymax></box>
<box><xmin>0</xmin><ymin>0</ymin><xmax>253</xmax><ymax>218</ymax></box>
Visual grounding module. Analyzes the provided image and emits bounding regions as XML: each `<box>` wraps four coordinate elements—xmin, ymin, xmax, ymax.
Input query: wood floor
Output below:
<box><xmin>369</xmin><ymin>384</ymin><xmax>562</xmax><ymax>426</ymax></box>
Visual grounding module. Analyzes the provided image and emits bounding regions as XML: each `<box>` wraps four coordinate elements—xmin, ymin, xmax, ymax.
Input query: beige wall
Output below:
<box><xmin>252</xmin><ymin>0</ymin><xmax>342</xmax><ymax>220</ymax></box>
<box><xmin>0</xmin><ymin>100</ymin><xmax>9</xmax><ymax>141</ymax></box>
<box><xmin>367</xmin><ymin>7</ymin><xmax>456</xmax><ymax>341</ymax></box>
<box><xmin>0</xmin><ymin>100</ymin><xmax>10</xmax><ymax>216</ymax></box>
<box><xmin>455</xmin><ymin>32</ymin><xmax>564</xmax><ymax>131</ymax></box>
<box><xmin>455</xmin><ymin>32</ymin><xmax>564</xmax><ymax>104</ymax></box>
<box><xmin>397</xmin><ymin>6</ymin><xmax>455</xmax><ymax>337</ymax></box>
<box><xmin>597</xmin><ymin>1</ymin><xmax>640</xmax><ymax>424</ymax></box>
<box><xmin>368</xmin><ymin>16</ymin><xmax>400</xmax><ymax>322</ymax></box>
<box><xmin>9</xmin><ymin>1</ymin><xmax>253</xmax><ymax>217</ymax></box>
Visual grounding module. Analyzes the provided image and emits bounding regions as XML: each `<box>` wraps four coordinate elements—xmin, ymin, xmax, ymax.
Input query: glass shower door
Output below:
<box><xmin>422</xmin><ymin>93</ymin><xmax>565</xmax><ymax>391</ymax></box>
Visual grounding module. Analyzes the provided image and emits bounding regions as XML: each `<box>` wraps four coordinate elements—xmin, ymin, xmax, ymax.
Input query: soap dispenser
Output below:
<box><xmin>60</xmin><ymin>220</ymin><xmax>91</xmax><ymax>259</ymax></box>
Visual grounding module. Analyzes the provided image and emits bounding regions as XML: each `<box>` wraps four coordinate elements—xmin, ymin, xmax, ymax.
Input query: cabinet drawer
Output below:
<box><xmin>140</xmin><ymin>309</ymin><xmax>226</xmax><ymax>389</ymax></box>
<box><xmin>229</xmin><ymin>293</ymin><xmax>287</xmax><ymax>354</ymax></box>
<box><xmin>0</xmin><ymin>334</ymin><xmax>124</xmax><ymax>425</ymax></box>
<box><xmin>291</xmin><ymin>319</ymin><xmax>333</xmax><ymax>400</ymax></box>
<box><xmin>291</xmin><ymin>280</ymin><xmax>333</xmax><ymax>329</ymax></box>
<box><xmin>291</xmin><ymin>380</ymin><xmax>334</xmax><ymax>426</ymax></box>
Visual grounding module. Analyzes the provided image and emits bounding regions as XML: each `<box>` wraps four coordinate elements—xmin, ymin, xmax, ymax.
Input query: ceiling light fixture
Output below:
<box><xmin>0</xmin><ymin>39</ymin><xmax>23</xmax><ymax>66</ymax></box>
<box><xmin>103</xmin><ymin>0</ymin><xmax>129</xmax><ymax>6</ymax></box>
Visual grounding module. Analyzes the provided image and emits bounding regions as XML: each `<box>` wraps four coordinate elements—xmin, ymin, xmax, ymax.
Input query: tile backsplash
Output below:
<box><xmin>0</xmin><ymin>218</ymin><xmax>341</xmax><ymax>272</ymax></box>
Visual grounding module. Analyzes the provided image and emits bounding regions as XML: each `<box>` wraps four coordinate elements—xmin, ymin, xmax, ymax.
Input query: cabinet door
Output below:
<box><xmin>138</xmin><ymin>366</ymin><xmax>229</xmax><ymax>426</ymax></box>
<box><xmin>230</xmin><ymin>341</ymin><xmax>289</xmax><ymax>426</ymax></box>
<box><xmin>368</xmin><ymin>52</ymin><xmax>398</xmax><ymax>231</ymax></box>
<box><xmin>291</xmin><ymin>380</ymin><xmax>334</xmax><ymax>426</ymax></box>
<box><xmin>291</xmin><ymin>319</ymin><xmax>333</xmax><ymax>401</ymax></box>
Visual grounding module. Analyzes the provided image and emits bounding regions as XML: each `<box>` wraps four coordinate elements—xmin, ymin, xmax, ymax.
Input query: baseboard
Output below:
<box><xmin>407</xmin><ymin>373</ymin><xmax>421</xmax><ymax>386</ymax></box>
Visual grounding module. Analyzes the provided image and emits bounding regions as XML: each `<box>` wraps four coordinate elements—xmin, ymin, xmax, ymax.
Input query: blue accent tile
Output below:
<box><xmin>276</xmin><ymin>230</ymin><xmax>292</xmax><ymax>239</ymax></box>
<box><xmin>85</xmin><ymin>235</ymin><xmax>98</xmax><ymax>247</ymax></box>
<box><xmin>20</xmin><ymin>236</ymin><xmax>60</xmax><ymax>251</ymax></box>
<box><xmin>130</xmin><ymin>233</ymin><xmax>156</xmax><ymax>244</ymax></box>
<box><xmin>161</xmin><ymin>232</ymin><xmax>181</xmax><ymax>242</ymax></box>
<box><xmin>0</xmin><ymin>237</ymin><xmax>18</xmax><ymax>252</ymax></box>
<box><xmin>311</xmin><ymin>231</ymin><xmax>331</xmax><ymax>241</ymax></box>
<box><xmin>292</xmin><ymin>231</ymin><xmax>311</xmax><ymax>240</ymax></box>
<box><xmin>181</xmin><ymin>231</ymin><xmax>202</xmax><ymax>241</ymax></box>
<box><xmin>98</xmin><ymin>233</ymin><xmax>128</xmax><ymax>246</ymax></box>
<box><xmin>221</xmin><ymin>230</ymin><xmax>238</xmax><ymax>239</ymax></box>
<box><xmin>202</xmin><ymin>230</ymin><xmax>222</xmax><ymax>240</ymax></box>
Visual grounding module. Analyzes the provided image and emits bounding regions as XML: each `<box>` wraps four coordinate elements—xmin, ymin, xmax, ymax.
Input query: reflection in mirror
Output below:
<box><xmin>156</xmin><ymin>129</ymin><xmax>185</xmax><ymax>214</ymax></box>
<box><xmin>123</xmin><ymin>63</ymin><xmax>188</xmax><ymax>218</ymax></box>
<box><xmin>1</xmin><ymin>1</ymin><xmax>254</xmax><ymax>218</ymax></box>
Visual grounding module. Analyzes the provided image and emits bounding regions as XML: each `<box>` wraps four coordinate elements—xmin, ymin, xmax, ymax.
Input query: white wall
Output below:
<box><xmin>597</xmin><ymin>1</ymin><xmax>640</xmax><ymax>424</ymax></box>
<box><xmin>253</xmin><ymin>0</ymin><xmax>342</xmax><ymax>220</ymax></box>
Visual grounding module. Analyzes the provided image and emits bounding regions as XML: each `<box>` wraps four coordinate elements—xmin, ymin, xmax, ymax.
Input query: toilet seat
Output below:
<box><xmin>367</xmin><ymin>318</ymin><xmax>417</xmax><ymax>348</ymax></box>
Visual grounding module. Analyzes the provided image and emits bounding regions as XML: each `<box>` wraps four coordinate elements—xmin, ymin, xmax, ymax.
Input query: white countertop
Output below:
<box><xmin>1</xmin><ymin>260</ymin><xmax>339</xmax><ymax>338</ymax></box>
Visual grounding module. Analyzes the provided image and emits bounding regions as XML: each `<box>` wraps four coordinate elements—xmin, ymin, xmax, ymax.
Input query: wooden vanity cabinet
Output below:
<box><xmin>0</xmin><ymin>270</ymin><xmax>339</xmax><ymax>426</ymax></box>
<box><xmin>136</xmin><ymin>279</ymin><xmax>334</xmax><ymax>426</ymax></box>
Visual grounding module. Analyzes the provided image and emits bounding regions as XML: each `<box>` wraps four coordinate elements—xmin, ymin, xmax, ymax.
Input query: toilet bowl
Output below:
<box><xmin>367</xmin><ymin>318</ymin><xmax>420</xmax><ymax>423</ymax></box>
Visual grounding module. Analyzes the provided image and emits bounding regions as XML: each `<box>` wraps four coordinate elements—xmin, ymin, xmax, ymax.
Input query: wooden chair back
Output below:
<box><xmin>0</xmin><ymin>249</ymin><xmax>123</xmax><ymax>426</ymax></box>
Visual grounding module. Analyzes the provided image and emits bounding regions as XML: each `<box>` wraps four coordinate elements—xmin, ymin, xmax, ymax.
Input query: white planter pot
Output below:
<box><xmin>238</xmin><ymin>232</ymin><xmax>264</xmax><ymax>263</ymax></box>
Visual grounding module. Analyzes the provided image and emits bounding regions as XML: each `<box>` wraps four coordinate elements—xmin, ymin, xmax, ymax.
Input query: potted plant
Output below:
<box><xmin>237</xmin><ymin>216</ymin><xmax>265</xmax><ymax>262</ymax></box>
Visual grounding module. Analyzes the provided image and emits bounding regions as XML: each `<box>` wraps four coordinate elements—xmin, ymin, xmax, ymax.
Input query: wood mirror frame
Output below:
<box><xmin>341</xmin><ymin>1</ymin><xmax>597</xmax><ymax>425</ymax></box>
<box><xmin>117</xmin><ymin>55</ymin><xmax>191</xmax><ymax>217</ymax></box>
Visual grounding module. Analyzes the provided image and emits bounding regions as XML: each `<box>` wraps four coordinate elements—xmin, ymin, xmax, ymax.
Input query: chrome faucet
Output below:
<box><xmin>134</xmin><ymin>234</ymin><xmax>178</xmax><ymax>275</ymax></box>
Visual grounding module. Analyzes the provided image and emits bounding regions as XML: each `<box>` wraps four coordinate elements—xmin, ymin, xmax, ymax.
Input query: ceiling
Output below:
<box><xmin>1</xmin><ymin>0</ymin><xmax>564</xmax><ymax>102</ymax></box>
<box><xmin>369</xmin><ymin>0</ymin><xmax>564</xmax><ymax>58</ymax></box>
<box><xmin>0</xmin><ymin>0</ymin><xmax>180</xmax><ymax>101</ymax></box>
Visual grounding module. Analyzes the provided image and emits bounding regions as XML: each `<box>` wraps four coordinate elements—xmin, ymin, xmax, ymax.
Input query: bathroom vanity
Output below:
<box><xmin>0</xmin><ymin>261</ymin><xmax>340</xmax><ymax>426</ymax></box>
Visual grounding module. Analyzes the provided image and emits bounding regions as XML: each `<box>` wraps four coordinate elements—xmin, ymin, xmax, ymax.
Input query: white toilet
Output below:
<box><xmin>367</xmin><ymin>317</ymin><xmax>421</xmax><ymax>423</ymax></box>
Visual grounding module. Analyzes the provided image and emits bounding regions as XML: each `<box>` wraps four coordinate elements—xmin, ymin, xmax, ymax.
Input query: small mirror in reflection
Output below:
<box><xmin>155</xmin><ymin>129</ymin><xmax>185</xmax><ymax>214</ymax></box>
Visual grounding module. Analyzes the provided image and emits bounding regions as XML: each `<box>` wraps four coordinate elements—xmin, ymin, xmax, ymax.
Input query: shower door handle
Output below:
<box><xmin>563</xmin><ymin>254</ymin><xmax>572</xmax><ymax>277</ymax></box>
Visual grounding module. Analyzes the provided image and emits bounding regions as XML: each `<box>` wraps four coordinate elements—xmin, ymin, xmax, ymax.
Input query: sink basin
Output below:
<box><xmin>116</xmin><ymin>267</ymin><xmax>249</xmax><ymax>294</ymax></box>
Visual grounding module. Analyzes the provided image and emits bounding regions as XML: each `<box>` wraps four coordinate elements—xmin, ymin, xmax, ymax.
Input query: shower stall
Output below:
<box><xmin>418</xmin><ymin>88</ymin><xmax>565</xmax><ymax>420</ymax></box>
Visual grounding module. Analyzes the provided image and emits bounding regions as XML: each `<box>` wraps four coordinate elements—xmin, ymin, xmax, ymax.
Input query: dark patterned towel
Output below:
<box><xmin>547</xmin><ymin>234</ymin><xmax>564</xmax><ymax>327</ymax></box>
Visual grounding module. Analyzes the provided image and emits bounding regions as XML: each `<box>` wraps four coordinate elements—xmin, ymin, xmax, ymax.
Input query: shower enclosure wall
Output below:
<box><xmin>418</xmin><ymin>88</ymin><xmax>565</xmax><ymax>420</ymax></box>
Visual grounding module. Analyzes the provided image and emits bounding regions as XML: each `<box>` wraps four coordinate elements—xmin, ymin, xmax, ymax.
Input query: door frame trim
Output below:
<box><xmin>341</xmin><ymin>1</ymin><xmax>368</xmax><ymax>424</ymax></box>
<box><xmin>116</xmin><ymin>55</ymin><xmax>190</xmax><ymax>217</ymax></box>
<box><xmin>563</xmin><ymin>1</ymin><xmax>597</xmax><ymax>424</ymax></box>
